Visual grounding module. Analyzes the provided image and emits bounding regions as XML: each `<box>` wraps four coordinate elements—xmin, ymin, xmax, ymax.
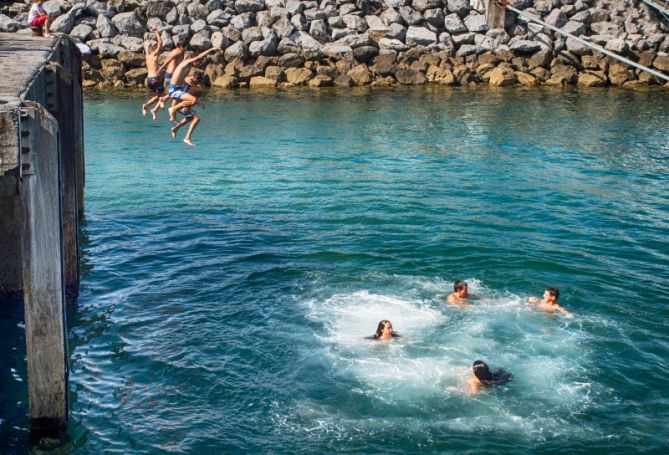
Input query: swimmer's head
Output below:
<box><xmin>454</xmin><ymin>280</ymin><xmax>468</xmax><ymax>296</ymax></box>
<box><xmin>375</xmin><ymin>320</ymin><xmax>394</xmax><ymax>339</ymax></box>
<box><xmin>472</xmin><ymin>360</ymin><xmax>493</xmax><ymax>383</ymax></box>
<box><xmin>544</xmin><ymin>287</ymin><xmax>560</xmax><ymax>302</ymax></box>
<box><xmin>185</xmin><ymin>73</ymin><xmax>202</xmax><ymax>85</ymax></box>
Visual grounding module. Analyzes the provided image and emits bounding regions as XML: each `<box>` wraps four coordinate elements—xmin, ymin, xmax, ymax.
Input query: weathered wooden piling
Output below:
<box><xmin>485</xmin><ymin>0</ymin><xmax>507</xmax><ymax>30</ymax></box>
<box><xmin>0</xmin><ymin>33</ymin><xmax>84</xmax><ymax>433</ymax></box>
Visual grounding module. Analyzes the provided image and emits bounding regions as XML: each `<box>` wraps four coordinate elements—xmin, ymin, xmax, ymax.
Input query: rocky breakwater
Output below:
<box><xmin>2</xmin><ymin>0</ymin><xmax>668</xmax><ymax>89</ymax></box>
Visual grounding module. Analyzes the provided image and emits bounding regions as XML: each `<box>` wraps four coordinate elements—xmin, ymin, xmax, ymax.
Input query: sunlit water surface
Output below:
<box><xmin>1</xmin><ymin>87</ymin><xmax>668</xmax><ymax>454</ymax></box>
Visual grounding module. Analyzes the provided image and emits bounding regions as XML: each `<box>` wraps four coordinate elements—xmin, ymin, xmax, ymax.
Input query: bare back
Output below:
<box><xmin>145</xmin><ymin>50</ymin><xmax>160</xmax><ymax>77</ymax></box>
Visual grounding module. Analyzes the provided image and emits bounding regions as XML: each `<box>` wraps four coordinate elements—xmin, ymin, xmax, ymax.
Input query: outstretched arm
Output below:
<box><xmin>183</xmin><ymin>48</ymin><xmax>218</xmax><ymax>66</ymax></box>
<box><xmin>557</xmin><ymin>306</ymin><xmax>574</xmax><ymax>318</ymax></box>
<box><xmin>152</xmin><ymin>28</ymin><xmax>162</xmax><ymax>55</ymax></box>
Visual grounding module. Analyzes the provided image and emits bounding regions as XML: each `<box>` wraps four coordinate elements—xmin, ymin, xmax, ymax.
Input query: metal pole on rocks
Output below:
<box><xmin>484</xmin><ymin>0</ymin><xmax>506</xmax><ymax>29</ymax></box>
<box><xmin>500</xmin><ymin>1</ymin><xmax>669</xmax><ymax>83</ymax></box>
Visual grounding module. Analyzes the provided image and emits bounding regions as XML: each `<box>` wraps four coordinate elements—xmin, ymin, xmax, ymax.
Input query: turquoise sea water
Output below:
<box><xmin>2</xmin><ymin>87</ymin><xmax>669</xmax><ymax>453</ymax></box>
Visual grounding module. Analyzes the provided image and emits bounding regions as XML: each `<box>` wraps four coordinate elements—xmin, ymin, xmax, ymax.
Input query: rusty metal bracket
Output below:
<box><xmin>18</xmin><ymin>106</ymin><xmax>37</xmax><ymax>177</ymax></box>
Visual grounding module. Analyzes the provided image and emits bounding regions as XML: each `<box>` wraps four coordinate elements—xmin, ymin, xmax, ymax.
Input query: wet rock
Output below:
<box><xmin>426</xmin><ymin>65</ymin><xmax>455</xmax><ymax>84</ymax></box>
<box><xmin>213</xmin><ymin>75</ymin><xmax>238</xmax><ymax>88</ymax></box>
<box><xmin>578</xmin><ymin>72</ymin><xmax>606</xmax><ymax>87</ymax></box>
<box><xmin>348</xmin><ymin>64</ymin><xmax>373</xmax><ymax>85</ymax></box>
<box><xmin>285</xmin><ymin>67</ymin><xmax>313</xmax><ymax>84</ymax></box>
<box><xmin>124</xmin><ymin>67</ymin><xmax>147</xmax><ymax>84</ymax></box>
<box><xmin>515</xmin><ymin>71</ymin><xmax>539</xmax><ymax>86</ymax></box>
<box><xmin>653</xmin><ymin>55</ymin><xmax>669</xmax><ymax>72</ymax></box>
<box><xmin>309</xmin><ymin>74</ymin><xmax>333</xmax><ymax>87</ymax></box>
<box><xmin>395</xmin><ymin>68</ymin><xmax>427</xmax><ymax>84</ymax></box>
<box><xmin>250</xmin><ymin>76</ymin><xmax>277</xmax><ymax>87</ymax></box>
<box><xmin>488</xmin><ymin>66</ymin><xmax>517</xmax><ymax>86</ymax></box>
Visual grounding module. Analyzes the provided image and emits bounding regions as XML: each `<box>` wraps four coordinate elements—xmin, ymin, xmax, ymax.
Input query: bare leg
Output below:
<box><xmin>150</xmin><ymin>94</ymin><xmax>169</xmax><ymax>118</ymax></box>
<box><xmin>44</xmin><ymin>17</ymin><xmax>53</xmax><ymax>37</ymax></box>
<box><xmin>142</xmin><ymin>95</ymin><xmax>160</xmax><ymax>116</ymax></box>
<box><xmin>183</xmin><ymin>115</ymin><xmax>200</xmax><ymax>146</ymax></box>
<box><xmin>168</xmin><ymin>94</ymin><xmax>197</xmax><ymax>123</ymax></box>
<box><xmin>170</xmin><ymin>117</ymin><xmax>189</xmax><ymax>138</ymax></box>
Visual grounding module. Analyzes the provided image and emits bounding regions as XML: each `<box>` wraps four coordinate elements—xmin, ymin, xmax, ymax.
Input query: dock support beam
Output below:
<box><xmin>19</xmin><ymin>104</ymin><xmax>68</xmax><ymax>432</ymax></box>
<box><xmin>485</xmin><ymin>0</ymin><xmax>506</xmax><ymax>29</ymax></box>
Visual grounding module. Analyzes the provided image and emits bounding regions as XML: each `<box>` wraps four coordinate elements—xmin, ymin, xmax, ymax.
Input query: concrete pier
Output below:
<box><xmin>0</xmin><ymin>34</ymin><xmax>84</xmax><ymax>433</ymax></box>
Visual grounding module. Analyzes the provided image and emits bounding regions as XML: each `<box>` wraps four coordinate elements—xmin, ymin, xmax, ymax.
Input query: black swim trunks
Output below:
<box><xmin>146</xmin><ymin>76</ymin><xmax>164</xmax><ymax>94</ymax></box>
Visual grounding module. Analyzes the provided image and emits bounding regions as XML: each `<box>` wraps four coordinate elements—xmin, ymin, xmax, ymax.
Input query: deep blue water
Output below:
<box><xmin>2</xmin><ymin>87</ymin><xmax>669</xmax><ymax>453</ymax></box>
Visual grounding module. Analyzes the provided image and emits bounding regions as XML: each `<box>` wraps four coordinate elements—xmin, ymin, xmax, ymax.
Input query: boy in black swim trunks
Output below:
<box><xmin>141</xmin><ymin>27</ymin><xmax>164</xmax><ymax>118</ymax></box>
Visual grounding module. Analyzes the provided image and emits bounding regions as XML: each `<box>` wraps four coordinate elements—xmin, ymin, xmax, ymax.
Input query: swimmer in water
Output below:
<box><xmin>528</xmin><ymin>287</ymin><xmax>573</xmax><ymax>318</ymax></box>
<box><xmin>468</xmin><ymin>360</ymin><xmax>512</xmax><ymax>394</ymax></box>
<box><xmin>366</xmin><ymin>320</ymin><xmax>400</xmax><ymax>341</ymax></box>
<box><xmin>446</xmin><ymin>280</ymin><xmax>480</xmax><ymax>306</ymax></box>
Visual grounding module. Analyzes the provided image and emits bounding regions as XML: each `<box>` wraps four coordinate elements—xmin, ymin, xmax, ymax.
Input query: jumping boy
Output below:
<box><xmin>149</xmin><ymin>42</ymin><xmax>187</xmax><ymax>119</ymax></box>
<box><xmin>170</xmin><ymin>74</ymin><xmax>204</xmax><ymax>146</ymax></box>
<box><xmin>167</xmin><ymin>47</ymin><xmax>218</xmax><ymax>124</ymax></box>
<box><xmin>141</xmin><ymin>27</ymin><xmax>164</xmax><ymax>118</ymax></box>
<box><xmin>28</xmin><ymin>0</ymin><xmax>53</xmax><ymax>37</ymax></box>
<box><xmin>528</xmin><ymin>287</ymin><xmax>573</xmax><ymax>318</ymax></box>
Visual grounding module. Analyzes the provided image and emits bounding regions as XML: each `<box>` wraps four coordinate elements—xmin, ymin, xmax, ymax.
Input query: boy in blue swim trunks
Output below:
<box><xmin>141</xmin><ymin>27</ymin><xmax>164</xmax><ymax>118</ymax></box>
<box><xmin>167</xmin><ymin>47</ymin><xmax>218</xmax><ymax>123</ymax></box>
<box><xmin>170</xmin><ymin>77</ymin><xmax>204</xmax><ymax>146</ymax></box>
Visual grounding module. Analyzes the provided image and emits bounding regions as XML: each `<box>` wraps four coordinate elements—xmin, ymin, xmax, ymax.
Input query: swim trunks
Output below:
<box><xmin>164</xmin><ymin>72</ymin><xmax>172</xmax><ymax>86</ymax></box>
<box><xmin>29</xmin><ymin>15</ymin><xmax>48</xmax><ymax>27</ymax></box>
<box><xmin>177</xmin><ymin>108</ymin><xmax>197</xmax><ymax>121</ymax></box>
<box><xmin>146</xmin><ymin>76</ymin><xmax>164</xmax><ymax>94</ymax></box>
<box><xmin>168</xmin><ymin>84</ymin><xmax>187</xmax><ymax>101</ymax></box>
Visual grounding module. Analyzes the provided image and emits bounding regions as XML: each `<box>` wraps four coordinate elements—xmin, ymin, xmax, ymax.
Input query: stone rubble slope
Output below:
<box><xmin>2</xmin><ymin>0</ymin><xmax>668</xmax><ymax>88</ymax></box>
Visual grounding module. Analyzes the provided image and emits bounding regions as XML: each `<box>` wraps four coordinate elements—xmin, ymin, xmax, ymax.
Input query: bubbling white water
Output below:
<box><xmin>298</xmin><ymin>275</ymin><xmax>596</xmax><ymax>440</ymax></box>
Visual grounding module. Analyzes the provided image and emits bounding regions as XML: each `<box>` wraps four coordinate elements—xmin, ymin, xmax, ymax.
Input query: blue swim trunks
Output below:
<box><xmin>164</xmin><ymin>72</ymin><xmax>172</xmax><ymax>86</ymax></box>
<box><xmin>168</xmin><ymin>83</ymin><xmax>187</xmax><ymax>101</ymax></box>
<box><xmin>146</xmin><ymin>76</ymin><xmax>164</xmax><ymax>94</ymax></box>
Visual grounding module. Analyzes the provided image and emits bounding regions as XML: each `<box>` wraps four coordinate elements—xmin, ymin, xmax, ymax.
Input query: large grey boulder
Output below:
<box><xmin>96</xmin><ymin>15</ymin><xmax>117</xmax><ymax>38</ymax></box>
<box><xmin>321</xmin><ymin>43</ymin><xmax>355</xmax><ymax>60</ymax></box>
<box><xmin>412</xmin><ymin>0</ymin><xmax>442</xmax><ymax>12</ymax></box>
<box><xmin>424</xmin><ymin>8</ymin><xmax>444</xmax><ymax>27</ymax></box>
<box><xmin>464</xmin><ymin>14</ymin><xmax>487</xmax><ymax>33</ymax></box>
<box><xmin>544</xmin><ymin>9</ymin><xmax>567</xmax><ymax>28</ymax></box>
<box><xmin>0</xmin><ymin>14</ymin><xmax>20</xmax><ymax>32</ymax></box>
<box><xmin>309</xmin><ymin>19</ymin><xmax>329</xmax><ymax>42</ymax></box>
<box><xmin>335</xmin><ymin>32</ymin><xmax>372</xmax><ymax>48</ymax></box>
<box><xmin>190</xmin><ymin>31</ymin><xmax>213</xmax><ymax>50</ymax></box>
<box><xmin>70</xmin><ymin>23</ymin><xmax>94</xmax><ymax>41</ymax></box>
<box><xmin>114</xmin><ymin>36</ymin><xmax>144</xmax><ymax>53</ymax></box>
<box><xmin>456</xmin><ymin>43</ymin><xmax>482</xmax><ymax>57</ymax></box>
<box><xmin>224</xmin><ymin>41</ymin><xmax>248</xmax><ymax>60</ymax></box>
<box><xmin>386</xmin><ymin>23</ymin><xmax>407</xmax><ymax>41</ymax></box>
<box><xmin>43</xmin><ymin>1</ymin><xmax>63</xmax><ymax>18</ymax></box>
<box><xmin>343</xmin><ymin>14</ymin><xmax>368</xmax><ymax>32</ymax></box>
<box><xmin>399</xmin><ymin>6</ymin><xmax>423</xmax><ymax>26</ymax></box>
<box><xmin>444</xmin><ymin>13</ymin><xmax>466</xmax><ymax>33</ymax></box>
<box><xmin>288</xmin><ymin>31</ymin><xmax>323</xmax><ymax>52</ymax></box>
<box><xmin>144</xmin><ymin>1</ymin><xmax>174</xmax><ymax>18</ymax></box>
<box><xmin>187</xmin><ymin>2</ymin><xmax>209</xmax><ymax>20</ymax></box>
<box><xmin>236</xmin><ymin>0</ymin><xmax>266</xmax><ymax>13</ymax></box>
<box><xmin>446</xmin><ymin>0</ymin><xmax>471</xmax><ymax>18</ymax></box>
<box><xmin>272</xmin><ymin>16</ymin><xmax>295</xmax><ymax>38</ymax></box>
<box><xmin>286</xmin><ymin>0</ymin><xmax>307</xmax><ymax>15</ymax></box>
<box><xmin>242</xmin><ymin>26</ymin><xmax>264</xmax><ymax>44</ymax></box>
<box><xmin>379</xmin><ymin>37</ymin><xmax>409</xmax><ymax>51</ymax></box>
<box><xmin>211</xmin><ymin>31</ymin><xmax>230</xmax><ymax>49</ymax></box>
<box><xmin>510</xmin><ymin>39</ymin><xmax>542</xmax><ymax>54</ymax></box>
<box><xmin>249</xmin><ymin>36</ymin><xmax>278</xmax><ymax>56</ymax></box>
<box><xmin>231</xmin><ymin>12</ymin><xmax>255</xmax><ymax>30</ymax></box>
<box><xmin>380</xmin><ymin>7</ymin><xmax>402</xmax><ymax>26</ymax></box>
<box><xmin>562</xmin><ymin>20</ymin><xmax>586</xmax><ymax>36</ymax></box>
<box><xmin>406</xmin><ymin>26</ymin><xmax>437</xmax><ymax>46</ymax></box>
<box><xmin>207</xmin><ymin>10</ymin><xmax>230</xmax><ymax>27</ymax></box>
<box><xmin>88</xmin><ymin>39</ymin><xmax>125</xmax><ymax>58</ymax></box>
<box><xmin>51</xmin><ymin>4</ymin><xmax>84</xmax><ymax>34</ymax></box>
<box><xmin>191</xmin><ymin>19</ymin><xmax>208</xmax><ymax>33</ymax></box>
<box><xmin>591</xmin><ymin>21</ymin><xmax>622</xmax><ymax>36</ymax></box>
<box><xmin>111</xmin><ymin>12</ymin><xmax>146</xmax><ymax>37</ymax></box>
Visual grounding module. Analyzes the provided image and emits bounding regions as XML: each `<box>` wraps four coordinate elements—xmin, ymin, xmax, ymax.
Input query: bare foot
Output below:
<box><xmin>151</xmin><ymin>109</ymin><xmax>157</xmax><ymax>121</ymax></box>
<box><xmin>171</xmin><ymin>127</ymin><xmax>177</xmax><ymax>139</ymax></box>
<box><xmin>184</xmin><ymin>138</ymin><xmax>194</xmax><ymax>146</ymax></box>
<box><xmin>168</xmin><ymin>107</ymin><xmax>177</xmax><ymax>123</ymax></box>
<box><xmin>44</xmin><ymin>33</ymin><xmax>54</xmax><ymax>38</ymax></box>
<box><xmin>142</xmin><ymin>104</ymin><xmax>147</xmax><ymax>116</ymax></box>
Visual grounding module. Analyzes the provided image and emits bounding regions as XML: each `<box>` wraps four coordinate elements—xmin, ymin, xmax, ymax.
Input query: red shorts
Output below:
<box><xmin>30</xmin><ymin>16</ymin><xmax>48</xmax><ymax>27</ymax></box>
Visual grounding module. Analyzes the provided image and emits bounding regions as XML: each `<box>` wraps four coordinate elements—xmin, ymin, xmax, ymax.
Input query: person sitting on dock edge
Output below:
<box><xmin>28</xmin><ymin>0</ymin><xmax>53</xmax><ymax>38</ymax></box>
<box><xmin>528</xmin><ymin>287</ymin><xmax>573</xmax><ymax>318</ymax></box>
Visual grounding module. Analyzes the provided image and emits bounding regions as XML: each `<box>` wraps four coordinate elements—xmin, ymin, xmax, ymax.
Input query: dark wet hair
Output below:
<box><xmin>473</xmin><ymin>360</ymin><xmax>512</xmax><ymax>387</ymax></box>
<box><xmin>546</xmin><ymin>287</ymin><xmax>560</xmax><ymax>300</ymax></box>
<box><xmin>454</xmin><ymin>280</ymin><xmax>467</xmax><ymax>292</ymax></box>
<box><xmin>375</xmin><ymin>320</ymin><xmax>392</xmax><ymax>338</ymax></box>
